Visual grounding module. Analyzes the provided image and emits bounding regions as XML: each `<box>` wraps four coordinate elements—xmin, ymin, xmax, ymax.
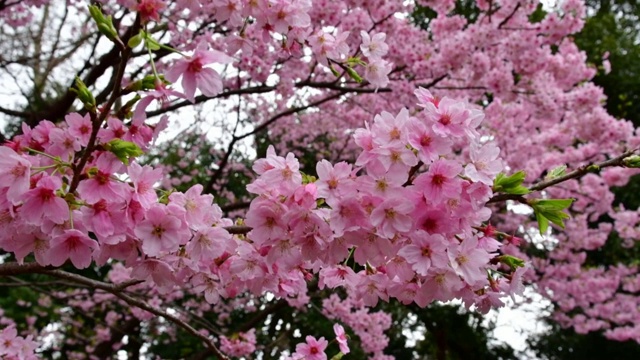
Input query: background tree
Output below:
<box><xmin>526</xmin><ymin>0</ymin><xmax>640</xmax><ymax>357</ymax></box>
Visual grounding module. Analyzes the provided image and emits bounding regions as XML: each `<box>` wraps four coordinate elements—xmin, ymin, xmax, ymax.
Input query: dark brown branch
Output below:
<box><xmin>0</xmin><ymin>262</ymin><xmax>55</xmax><ymax>276</ymax></box>
<box><xmin>0</xmin><ymin>263</ymin><xmax>229</xmax><ymax>360</ymax></box>
<box><xmin>488</xmin><ymin>149</ymin><xmax>638</xmax><ymax>204</ymax></box>
<box><xmin>68</xmin><ymin>17</ymin><xmax>141</xmax><ymax>194</ymax></box>
<box><xmin>498</xmin><ymin>2</ymin><xmax>521</xmax><ymax>29</ymax></box>
<box><xmin>147</xmin><ymin>85</ymin><xmax>276</xmax><ymax>117</ymax></box>
<box><xmin>220</xmin><ymin>201</ymin><xmax>251</xmax><ymax>213</ymax></box>
<box><xmin>404</xmin><ymin>161</ymin><xmax>424</xmax><ymax>186</ymax></box>
<box><xmin>25</xmin><ymin>19</ymin><xmax>138</xmax><ymax>126</ymax></box>
<box><xmin>203</xmin><ymin>91</ymin><xmax>345</xmax><ymax>194</ymax></box>
<box><xmin>224</xmin><ymin>225</ymin><xmax>252</xmax><ymax>234</ymax></box>
<box><xmin>237</xmin><ymin>299</ymin><xmax>288</xmax><ymax>333</ymax></box>
<box><xmin>0</xmin><ymin>105</ymin><xmax>31</xmax><ymax>118</ymax></box>
<box><xmin>486</xmin><ymin>193</ymin><xmax>527</xmax><ymax>204</ymax></box>
<box><xmin>529</xmin><ymin>149</ymin><xmax>638</xmax><ymax>192</ymax></box>
<box><xmin>418</xmin><ymin>74</ymin><xmax>448</xmax><ymax>89</ymax></box>
<box><xmin>242</xmin><ymin>92</ymin><xmax>344</xmax><ymax>140</ymax></box>
<box><xmin>146</xmin><ymin>81</ymin><xmax>390</xmax><ymax>119</ymax></box>
<box><xmin>433</xmin><ymin>86</ymin><xmax>488</xmax><ymax>90</ymax></box>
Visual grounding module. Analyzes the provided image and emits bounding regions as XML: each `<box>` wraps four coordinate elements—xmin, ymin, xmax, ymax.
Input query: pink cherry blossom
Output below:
<box><xmin>46</xmin><ymin>229</ymin><xmax>98</xmax><ymax>269</ymax></box>
<box><xmin>406</xmin><ymin>118</ymin><xmax>452</xmax><ymax>163</ymax></box>
<box><xmin>448</xmin><ymin>237</ymin><xmax>493</xmax><ymax>285</ymax></box>
<box><xmin>315</xmin><ymin>160</ymin><xmax>355</xmax><ymax>205</ymax></box>
<box><xmin>128</xmin><ymin>162</ymin><xmax>163</xmax><ymax>208</ymax></box>
<box><xmin>414</xmin><ymin>159</ymin><xmax>463</xmax><ymax>204</ymax></box>
<box><xmin>0</xmin><ymin>146</ymin><xmax>31</xmax><ymax>204</ymax></box>
<box><xmin>360</xmin><ymin>31</ymin><xmax>388</xmax><ymax>59</ymax></box>
<box><xmin>425</xmin><ymin>97</ymin><xmax>469</xmax><ymax>138</ymax></box>
<box><xmin>294</xmin><ymin>335</ymin><xmax>328</xmax><ymax>360</ymax></box>
<box><xmin>364</xmin><ymin>58</ymin><xmax>392</xmax><ymax>89</ymax></box>
<box><xmin>165</xmin><ymin>42</ymin><xmax>233</xmax><ymax>102</ymax></box>
<box><xmin>333</xmin><ymin>323</ymin><xmax>350</xmax><ymax>354</ymax></box>
<box><xmin>131</xmin><ymin>258</ymin><xmax>177</xmax><ymax>289</ymax></box>
<box><xmin>76</xmin><ymin>153</ymin><xmax>130</xmax><ymax>203</ymax></box>
<box><xmin>465</xmin><ymin>142</ymin><xmax>503</xmax><ymax>185</ymax></box>
<box><xmin>398</xmin><ymin>232</ymin><xmax>449</xmax><ymax>275</ymax></box>
<box><xmin>370</xmin><ymin>198</ymin><xmax>414</xmax><ymax>239</ymax></box>
<box><xmin>134</xmin><ymin>204</ymin><xmax>187</xmax><ymax>256</ymax></box>
<box><xmin>20</xmin><ymin>175</ymin><xmax>69</xmax><ymax>225</ymax></box>
<box><xmin>135</xmin><ymin>0</ymin><xmax>166</xmax><ymax>22</ymax></box>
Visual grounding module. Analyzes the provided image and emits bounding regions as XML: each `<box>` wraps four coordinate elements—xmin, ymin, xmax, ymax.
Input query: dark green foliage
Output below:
<box><xmin>383</xmin><ymin>302</ymin><xmax>517</xmax><ymax>360</ymax></box>
<box><xmin>528</xmin><ymin>2</ymin><xmax>640</xmax><ymax>357</ymax></box>
<box><xmin>574</xmin><ymin>10</ymin><xmax>640</xmax><ymax>125</ymax></box>
<box><xmin>412</xmin><ymin>0</ymin><xmax>481</xmax><ymax>29</ymax></box>
<box><xmin>142</xmin><ymin>129</ymin><xmax>254</xmax><ymax>208</ymax></box>
<box><xmin>527</xmin><ymin>323</ymin><xmax>640</xmax><ymax>360</ymax></box>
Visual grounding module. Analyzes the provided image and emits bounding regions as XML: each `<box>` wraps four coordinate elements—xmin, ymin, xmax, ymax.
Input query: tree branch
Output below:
<box><xmin>528</xmin><ymin>150</ymin><xmax>638</xmax><ymax>193</ymax></box>
<box><xmin>488</xmin><ymin>149</ymin><xmax>639</xmax><ymax>204</ymax></box>
<box><xmin>0</xmin><ymin>263</ymin><xmax>230</xmax><ymax>360</ymax></box>
<box><xmin>498</xmin><ymin>2</ymin><xmax>521</xmax><ymax>29</ymax></box>
<box><xmin>203</xmin><ymin>91</ymin><xmax>345</xmax><ymax>194</ymax></box>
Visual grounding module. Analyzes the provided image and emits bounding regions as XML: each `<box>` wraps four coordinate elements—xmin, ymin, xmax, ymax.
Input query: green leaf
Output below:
<box><xmin>496</xmin><ymin>255</ymin><xmax>526</xmax><ymax>270</ymax></box>
<box><xmin>530</xmin><ymin>198</ymin><xmax>574</xmax><ymax>235</ymax></box>
<box><xmin>104</xmin><ymin>139</ymin><xmax>144</xmax><ymax>165</ymax></box>
<box><xmin>88</xmin><ymin>5</ymin><xmax>119</xmax><ymax>42</ymax></box>
<box><xmin>71</xmin><ymin>76</ymin><xmax>96</xmax><ymax>110</ymax></box>
<box><xmin>542</xmin><ymin>210</ymin><xmax>570</xmax><ymax>228</ymax></box>
<box><xmin>301</xmin><ymin>172</ymin><xmax>317</xmax><ymax>184</ymax></box>
<box><xmin>507</xmin><ymin>185</ymin><xmax>530</xmax><ymax>195</ymax></box>
<box><xmin>531</xmin><ymin>198</ymin><xmax>574</xmax><ymax>211</ymax></box>
<box><xmin>145</xmin><ymin>35</ymin><xmax>162</xmax><ymax>51</ymax></box>
<box><xmin>545</xmin><ymin>165</ymin><xmax>567</xmax><ymax>180</ymax></box>
<box><xmin>128</xmin><ymin>31</ymin><xmax>144</xmax><ymax>48</ymax></box>
<box><xmin>624</xmin><ymin>155</ymin><xmax>640</xmax><ymax>168</ymax></box>
<box><xmin>494</xmin><ymin>171</ymin><xmax>526</xmax><ymax>188</ymax></box>
<box><xmin>329</xmin><ymin>64</ymin><xmax>340</xmax><ymax>77</ymax></box>
<box><xmin>535</xmin><ymin>210</ymin><xmax>549</xmax><ymax>234</ymax></box>
<box><xmin>493</xmin><ymin>171</ymin><xmax>530</xmax><ymax>195</ymax></box>
<box><xmin>345</xmin><ymin>66</ymin><xmax>363</xmax><ymax>83</ymax></box>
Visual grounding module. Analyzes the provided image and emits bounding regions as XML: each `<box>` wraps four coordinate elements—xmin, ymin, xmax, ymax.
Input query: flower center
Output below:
<box><xmin>420</xmin><ymin>135</ymin><xmax>432</xmax><ymax>147</ymax></box>
<box><xmin>431</xmin><ymin>174</ymin><xmax>445</xmax><ymax>186</ymax></box>
<box><xmin>421</xmin><ymin>246</ymin><xmax>432</xmax><ymax>257</ymax></box>
<box><xmin>389</xmin><ymin>127</ymin><xmax>401</xmax><ymax>140</ymax></box>
<box><xmin>187</xmin><ymin>59</ymin><xmax>204</xmax><ymax>73</ymax></box>
<box><xmin>439</xmin><ymin>114</ymin><xmax>451</xmax><ymax>125</ymax></box>
<box><xmin>152</xmin><ymin>225</ymin><xmax>166</xmax><ymax>238</ymax></box>
<box><xmin>385</xmin><ymin>208</ymin><xmax>396</xmax><ymax>219</ymax></box>
<box><xmin>11</xmin><ymin>163</ymin><xmax>28</xmax><ymax>178</ymax></box>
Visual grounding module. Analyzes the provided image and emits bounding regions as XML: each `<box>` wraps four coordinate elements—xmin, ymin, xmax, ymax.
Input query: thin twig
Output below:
<box><xmin>0</xmin><ymin>263</ymin><xmax>229</xmax><ymax>360</ymax></box>
<box><xmin>498</xmin><ymin>2</ymin><xmax>521</xmax><ymax>29</ymax></box>
<box><xmin>488</xmin><ymin>149</ymin><xmax>638</xmax><ymax>204</ymax></box>
<box><xmin>68</xmin><ymin>16</ymin><xmax>141</xmax><ymax>194</ymax></box>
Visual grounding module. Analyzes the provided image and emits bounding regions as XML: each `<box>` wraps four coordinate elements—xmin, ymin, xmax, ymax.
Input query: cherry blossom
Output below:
<box><xmin>165</xmin><ymin>42</ymin><xmax>234</xmax><ymax>102</ymax></box>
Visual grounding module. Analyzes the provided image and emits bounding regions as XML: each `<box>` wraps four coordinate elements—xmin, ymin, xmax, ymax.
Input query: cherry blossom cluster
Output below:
<box><xmin>0</xmin><ymin>325</ymin><xmax>38</xmax><ymax>360</ymax></box>
<box><xmin>220</xmin><ymin>328</ymin><xmax>257</xmax><ymax>357</ymax></box>
<box><xmin>0</xmin><ymin>87</ymin><xmax>524</xmax><ymax>356</ymax></box>
<box><xmin>0</xmin><ymin>0</ymin><xmax>48</xmax><ymax>27</ymax></box>
<box><xmin>285</xmin><ymin>323</ymin><xmax>350</xmax><ymax>360</ymax></box>
<box><xmin>124</xmin><ymin>0</ymin><xmax>393</xmax><ymax>107</ymax></box>
<box><xmin>243</xmin><ymin>87</ymin><xmax>524</xmax><ymax>311</ymax></box>
<box><xmin>322</xmin><ymin>294</ymin><xmax>390</xmax><ymax>358</ymax></box>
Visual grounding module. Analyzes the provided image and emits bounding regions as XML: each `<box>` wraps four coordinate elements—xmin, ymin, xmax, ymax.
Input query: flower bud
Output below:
<box><xmin>623</xmin><ymin>155</ymin><xmax>640</xmax><ymax>168</ymax></box>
